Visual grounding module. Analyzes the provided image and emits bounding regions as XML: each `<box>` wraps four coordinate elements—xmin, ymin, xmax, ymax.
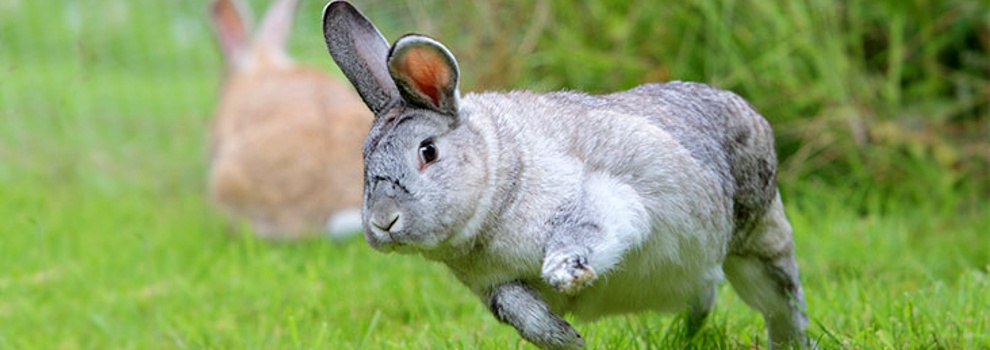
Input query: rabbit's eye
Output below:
<box><xmin>418</xmin><ymin>139</ymin><xmax>438</xmax><ymax>167</ymax></box>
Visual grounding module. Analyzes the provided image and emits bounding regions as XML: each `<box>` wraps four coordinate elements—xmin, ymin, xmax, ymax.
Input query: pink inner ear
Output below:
<box><xmin>213</xmin><ymin>0</ymin><xmax>248</xmax><ymax>61</ymax></box>
<box><xmin>396</xmin><ymin>47</ymin><xmax>450</xmax><ymax>107</ymax></box>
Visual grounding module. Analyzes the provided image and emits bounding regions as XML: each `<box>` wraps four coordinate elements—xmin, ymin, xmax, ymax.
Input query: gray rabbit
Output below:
<box><xmin>322</xmin><ymin>1</ymin><xmax>810</xmax><ymax>349</ymax></box>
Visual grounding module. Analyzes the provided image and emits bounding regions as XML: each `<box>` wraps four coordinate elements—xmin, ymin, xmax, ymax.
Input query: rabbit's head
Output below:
<box><xmin>323</xmin><ymin>2</ymin><xmax>492</xmax><ymax>252</ymax></box>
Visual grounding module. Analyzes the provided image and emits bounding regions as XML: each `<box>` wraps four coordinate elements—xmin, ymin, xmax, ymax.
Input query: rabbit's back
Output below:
<box><xmin>545</xmin><ymin>81</ymin><xmax>778</xmax><ymax>234</ymax></box>
<box><xmin>213</xmin><ymin>67</ymin><xmax>364</xmax><ymax>138</ymax></box>
<box><xmin>623</xmin><ymin>82</ymin><xmax>778</xmax><ymax>234</ymax></box>
<box><xmin>465</xmin><ymin>82</ymin><xmax>776</xmax><ymax>242</ymax></box>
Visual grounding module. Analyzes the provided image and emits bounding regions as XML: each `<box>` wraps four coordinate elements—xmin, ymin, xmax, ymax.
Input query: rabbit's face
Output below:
<box><xmin>361</xmin><ymin>106</ymin><xmax>489</xmax><ymax>253</ymax></box>
<box><xmin>323</xmin><ymin>4</ymin><xmax>480</xmax><ymax>253</ymax></box>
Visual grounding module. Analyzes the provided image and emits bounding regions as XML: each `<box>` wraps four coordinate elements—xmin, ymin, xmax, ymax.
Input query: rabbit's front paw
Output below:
<box><xmin>542</xmin><ymin>252</ymin><xmax>597</xmax><ymax>295</ymax></box>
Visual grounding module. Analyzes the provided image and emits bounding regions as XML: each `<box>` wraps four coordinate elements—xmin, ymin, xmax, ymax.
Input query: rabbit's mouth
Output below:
<box><xmin>366</xmin><ymin>233</ymin><xmax>431</xmax><ymax>255</ymax></box>
<box><xmin>365</xmin><ymin>216</ymin><xmax>421</xmax><ymax>253</ymax></box>
<box><xmin>368</xmin><ymin>210</ymin><xmax>401</xmax><ymax>237</ymax></box>
<box><xmin>365</xmin><ymin>226</ymin><xmax>400</xmax><ymax>252</ymax></box>
<box><xmin>365</xmin><ymin>222</ymin><xmax>451</xmax><ymax>255</ymax></box>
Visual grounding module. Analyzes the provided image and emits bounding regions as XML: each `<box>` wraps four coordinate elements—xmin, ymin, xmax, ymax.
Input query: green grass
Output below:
<box><xmin>2</xmin><ymin>170</ymin><xmax>987</xmax><ymax>348</ymax></box>
<box><xmin>2</xmin><ymin>0</ymin><xmax>988</xmax><ymax>349</ymax></box>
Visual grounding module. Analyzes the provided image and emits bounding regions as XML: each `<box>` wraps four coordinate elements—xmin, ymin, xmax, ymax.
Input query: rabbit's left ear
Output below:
<box><xmin>387</xmin><ymin>35</ymin><xmax>460</xmax><ymax>116</ymax></box>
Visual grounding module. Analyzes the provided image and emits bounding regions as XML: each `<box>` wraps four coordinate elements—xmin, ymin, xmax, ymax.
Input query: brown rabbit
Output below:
<box><xmin>209</xmin><ymin>0</ymin><xmax>371</xmax><ymax>239</ymax></box>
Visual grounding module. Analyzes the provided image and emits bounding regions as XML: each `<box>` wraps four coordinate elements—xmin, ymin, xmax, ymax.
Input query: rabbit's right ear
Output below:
<box><xmin>211</xmin><ymin>0</ymin><xmax>252</xmax><ymax>66</ymax></box>
<box><xmin>323</xmin><ymin>1</ymin><xmax>400</xmax><ymax>116</ymax></box>
<box><xmin>254</xmin><ymin>0</ymin><xmax>300</xmax><ymax>58</ymax></box>
<box><xmin>387</xmin><ymin>35</ymin><xmax>460</xmax><ymax>116</ymax></box>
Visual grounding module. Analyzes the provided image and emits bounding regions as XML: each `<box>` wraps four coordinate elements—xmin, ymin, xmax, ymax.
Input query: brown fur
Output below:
<box><xmin>209</xmin><ymin>0</ymin><xmax>371</xmax><ymax>238</ymax></box>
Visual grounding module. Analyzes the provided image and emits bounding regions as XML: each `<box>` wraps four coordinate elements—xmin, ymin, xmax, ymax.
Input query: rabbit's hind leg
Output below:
<box><xmin>723</xmin><ymin>194</ymin><xmax>810</xmax><ymax>349</ymax></box>
<box><xmin>685</xmin><ymin>284</ymin><xmax>716</xmax><ymax>337</ymax></box>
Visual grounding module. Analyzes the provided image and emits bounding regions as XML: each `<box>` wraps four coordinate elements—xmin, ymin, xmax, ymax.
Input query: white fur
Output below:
<box><xmin>580</xmin><ymin>172</ymin><xmax>652</xmax><ymax>273</ymax></box>
<box><xmin>325</xmin><ymin>207</ymin><xmax>363</xmax><ymax>240</ymax></box>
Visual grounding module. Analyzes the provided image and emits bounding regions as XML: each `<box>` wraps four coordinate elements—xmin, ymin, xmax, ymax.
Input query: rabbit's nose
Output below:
<box><xmin>370</xmin><ymin>211</ymin><xmax>403</xmax><ymax>236</ymax></box>
<box><xmin>368</xmin><ymin>199</ymin><xmax>404</xmax><ymax>241</ymax></box>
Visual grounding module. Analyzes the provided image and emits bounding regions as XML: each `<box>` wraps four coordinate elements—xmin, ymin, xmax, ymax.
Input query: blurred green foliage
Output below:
<box><xmin>3</xmin><ymin>0</ymin><xmax>986</xmax><ymax>206</ymax></box>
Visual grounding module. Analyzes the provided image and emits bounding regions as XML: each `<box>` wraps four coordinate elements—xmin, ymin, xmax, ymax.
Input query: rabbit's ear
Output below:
<box><xmin>211</xmin><ymin>0</ymin><xmax>253</xmax><ymax>65</ymax></box>
<box><xmin>255</xmin><ymin>0</ymin><xmax>299</xmax><ymax>57</ymax></box>
<box><xmin>323</xmin><ymin>1</ymin><xmax>400</xmax><ymax>116</ymax></box>
<box><xmin>387</xmin><ymin>35</ymin><xmax>460</xmax><ymax>116</ymax></box>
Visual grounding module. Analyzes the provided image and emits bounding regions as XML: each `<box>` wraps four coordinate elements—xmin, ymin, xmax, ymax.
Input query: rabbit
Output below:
<box><xmin>322</xmin><ymin>1</ymin><xmax>811</xmax><ymax>349</ymax></box>
<box><xmin>208</xmin><ymin>0</ymin><xmax>371</xmax><ymax>239</ymax></box>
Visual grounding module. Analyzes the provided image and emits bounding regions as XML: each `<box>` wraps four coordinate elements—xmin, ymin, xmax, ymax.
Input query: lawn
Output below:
<box><xmin>1</xmin><ymin>0</ymin><xmax>987</xmax><ymax>349</ymax></box>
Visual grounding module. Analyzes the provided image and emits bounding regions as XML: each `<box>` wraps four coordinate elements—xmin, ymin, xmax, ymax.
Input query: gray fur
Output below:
<box><xmin>322</xmin><ymin>1</ymin><xmax>810</xmax><ymax>349</ymax></box>
<box><xmin>488</xmin><ymin>283</ymin><xmax>584</xmax><ymax>350</ymax></box>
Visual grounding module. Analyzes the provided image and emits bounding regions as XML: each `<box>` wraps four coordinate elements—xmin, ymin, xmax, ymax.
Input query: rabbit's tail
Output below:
<box><xmin>326</xmin><ymin>207</ymin><xmax>363</xmax><ymax>240</ymax></box>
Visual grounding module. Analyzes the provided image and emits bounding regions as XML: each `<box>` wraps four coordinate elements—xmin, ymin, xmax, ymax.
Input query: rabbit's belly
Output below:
<box><xmin>553</xmin><ymin>241</ymin><xmax>725</xmax><ymax>320</ymax></box>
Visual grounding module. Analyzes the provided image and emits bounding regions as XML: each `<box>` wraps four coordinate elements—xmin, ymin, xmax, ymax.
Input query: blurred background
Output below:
<box><xmin>3</xmin><ymin>0</ymin><xmax>986</xmax><ymax>213</ymax></box>
<box><xmin>2</xmin><ymin>0</ymin><xmax>988</xmax><ymax>348</ymax></box>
